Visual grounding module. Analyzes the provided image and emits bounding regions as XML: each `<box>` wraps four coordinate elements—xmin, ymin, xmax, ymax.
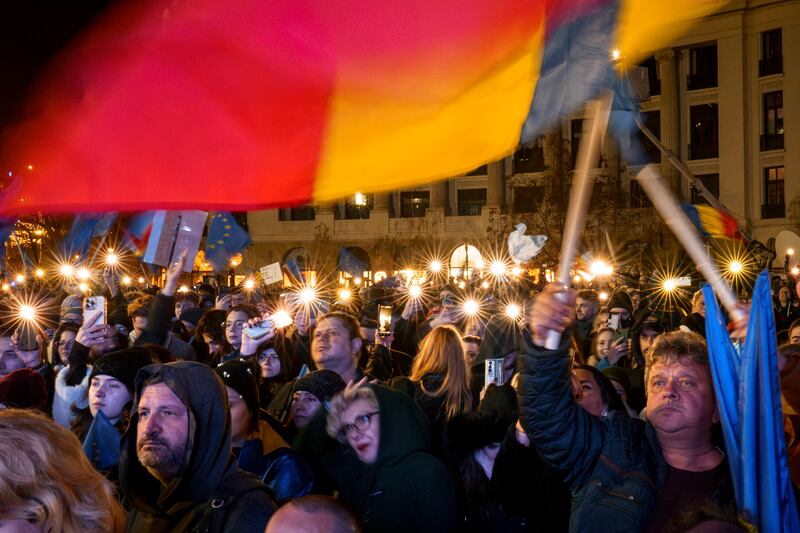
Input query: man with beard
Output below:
<box><xmin>120</xmin><ymin>361</ymin><xmax>276</xmax><ymax>531</ymax></box>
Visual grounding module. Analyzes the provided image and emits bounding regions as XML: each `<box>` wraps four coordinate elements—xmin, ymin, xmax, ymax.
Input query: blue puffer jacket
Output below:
<box><xmin>518</xmin><ymin>334</ymin><xmax>667</xmax><ymax>532</ymax></box>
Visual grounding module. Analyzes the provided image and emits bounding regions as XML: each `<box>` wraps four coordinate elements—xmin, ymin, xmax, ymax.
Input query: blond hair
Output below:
<box><xmin>0</xmin><ymin>409</ymin><xmax>126</xmax><ymax>531</ymax></box>
<box><xmin>410</xmin><ymin>325</ymin><xmax>472</xmax><ymax>418</ymax></box>
<box><xmin>326</xmin><ymin>385</ymin><xmax>379</xmax><ymax>440</ymax></box>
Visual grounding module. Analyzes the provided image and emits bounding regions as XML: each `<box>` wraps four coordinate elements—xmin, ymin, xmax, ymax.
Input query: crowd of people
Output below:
<box><xmin>1</xmin><ymin>251</ymin><xmax>799</xmax><ymax>533</ymax></box>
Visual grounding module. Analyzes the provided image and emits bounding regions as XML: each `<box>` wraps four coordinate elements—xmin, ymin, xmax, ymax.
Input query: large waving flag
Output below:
<box><xmin>704</xmin><ymin>273</ymin><xmax>800</xmax><ymax>532</ymax></box>
<box><xmin>0</xmin><ymin>0</ymin><xmax>727</xmax><ymax>215</ymax></box>
<box><xmin>205</xmin><ymin>212</ymin><xmax>252</xmax><ymax>272</ymax></box>
<box><xmin>682</xmin><ymin>204</ymin><xmax>746</xmax><ymax>242</ymax></box>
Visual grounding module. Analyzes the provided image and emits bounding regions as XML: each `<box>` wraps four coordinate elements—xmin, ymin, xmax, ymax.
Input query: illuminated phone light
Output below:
<box><xmin>792</xmin><ymin>267</ymin><xmax>800</xmax><ymax>276</ymax></box>
<box><xmin>505</xmin><ymin>303</ymin><xmax>521</xmax><ymax>319</ymax></box>
<box><xmin>511</xmin><ymin>266</ymin><xmax>523</xmax><ymax>277</ymax></box>
<box><xmin>457</xmin><ymin>281</ymin><xmax>466</xmax><ymax>289</ymax></box>
<box><xmin>489</xmin><ymin>261</ymin><xmax>506</xmax><ymax>276</ymax></box>
<box><xmin>19</xmin><ymin>305</ymin><xmax>36</xmax><ymax>321</ymax></box>
<box><xmin>337</xmin><ymin>288</ymin><xmax>352</xmax><ymax>301</ymax></box>
<box><xmin>463</xmin><ymin>299</ymin><xmax>480</xmax><ymax>316</ymax></box>
<box><xmin>481</xmin><ymin>281</ymin><xmax>489</xmax><ymax>289</ymax></box>
<box><xmin>598</xmin><ymin>291</ymin><xmax>609</xmax><ymax>301</ymax></box>
<box><xmin>121</xmin><ymin>276</ymin><xmax>132</xmax><ymax>285</ymax></box>
<box><xmin>79</xmin><ymin>283</ymin><xmax>89</xmax><ymax>292</ymax></box>
<box><xmin>272</xmin><ymin>309</ymin><xmax>293</xmax><ymax>328</ymax></box>
<box><xmin>662</xmin><ymin>278</ymin><xmax>678</xmax><ymax>292</ymax></box>
<box><xmin>727</xmin><ymin>261</ymin><xmax>743</xmax><ymax>275</ymax></box>
<box><xmin>1</xmin><ymin>284</ymin><xmax>8</xmax><ymax>292</ymax></box>
<box><xmin>77</xmin><ymin>267</ymin><xmax>91</xmax><ymax>281</ymax></box>
<box><xmin>408</xmin><ymin>285</ymin><xmax>422</xmax><ymax>299</ymax></box>
<box><xmin>177</xmin><ymin>285</ymin><xmax>190</xmax><ymax>293</ymax></box>
<box><xmin>14</xmin><ymin>274</ymin><xmax>24</xmax><ymax>284</ymax></box>
<box><xmin>35</xmin><ymin>269</ymin><xmax>45</xmax><ymax>278</ymax></box>
<box><xmin>429</xmin><ymin>260</ymin><xmax>443</xmax><ymax>273</ymax></box>
<box><xmin>59</xmin><ymin>264</ymin><xmax>75</xmax><ymax>277</ymax></box>
<box><xmin>243</xmin><ymin>279</ymin><xmax>256</xmax><ymax>290</ymax></box>
<box><xmin>105</xmin><ymin>252</ymin><xmax>119</xmax><ymax>265</ymax></box>
<box><xmin>300</xmin><ymin>287</ymin><xmax>317</xmax><ymax>304</ymax></box>
<box><xmin>137</xmin><ymin>276</ymin><xmax>145</xmax><ymax>284</ymax></box>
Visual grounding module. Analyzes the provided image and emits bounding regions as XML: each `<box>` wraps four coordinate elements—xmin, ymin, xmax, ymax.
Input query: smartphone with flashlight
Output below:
<box><xmin>485</xmin><ymin>358</ymin><xmax>504</xmax><ymax>388</ymax></box>
<box><xmin>83</xmin><ymin>296</ymin><xmax>107</xmax><ymax>326</ymax></box>
<box><xmin>378</xmin><ymin>305</ymin><xmax>393</xmax><ymax>337</ymax></box>
<box><xmin>607</xmin><ymin>312</ymin><xmax>621</xmax><ymax>331</ymax></box>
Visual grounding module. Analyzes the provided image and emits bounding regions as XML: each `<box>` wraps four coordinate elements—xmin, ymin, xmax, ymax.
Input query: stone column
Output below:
<box><xmin>430</xmin><ymin>180</ymin><xmax>447</xmax><ymax>209</ymax></box>
<box><xmin>655</xmin><ymin>48</ymin><xmax>681</xmax><ymax>195</ymax></box>
<box><xmin>373</xmin><ymin>192</ymin><xmax>391</xmax><ymax>211</ymax></box>
<box><xmin>543</xmin><ymin>126</ymin><xmax>564</xmax><ymax>175</ymax></box>
<box><xmin>486</xmin><ymin>160</ymin><xmax>506</xmax><ymax>209</ymax></box>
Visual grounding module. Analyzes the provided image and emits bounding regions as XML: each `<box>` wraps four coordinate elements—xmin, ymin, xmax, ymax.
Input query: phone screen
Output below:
<box><xmin>378</xmin><ymin>305</ymin><xmax>393</xmax><ymax>336</ymax></box>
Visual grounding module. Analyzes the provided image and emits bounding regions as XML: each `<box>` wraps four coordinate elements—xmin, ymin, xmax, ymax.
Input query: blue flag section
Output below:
<box><xmin>61</xmin><ymin>214</ymin><xmax>101</xmax><ymax>260</ymax></box>
<box><xmin>338</xmin><ymin>246</ymin><xmax>368</xmax><ymax>278</ymax></box>
<box><xmin>283</xmin><ymin>257</ymin><xmax>305</xmax><ymax>286</ymax></box>
<box><xmin>205</xmin><ymin>212</ymin><xmax>251</xmax><ymax>272</ymax></box>
<box><xmin>704</xmin><ymin>272</ymin><xmax>800</xmax><ymax>532</ymax></box>
<box><xmin>81</xmin><ymin>410</ymin><xmax>121</xmax><ymax>471</ymax></box>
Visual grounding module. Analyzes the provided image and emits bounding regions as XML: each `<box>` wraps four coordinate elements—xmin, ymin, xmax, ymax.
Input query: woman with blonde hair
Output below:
<box><xmin>0</xmin><ymin>408</ymin><xmax>126</xmax><ymax>532</ymax></box>
<box><xmin>391</xmin><ymin>324</ymin><xmax>471</xmax><ymax>457</ymax></box>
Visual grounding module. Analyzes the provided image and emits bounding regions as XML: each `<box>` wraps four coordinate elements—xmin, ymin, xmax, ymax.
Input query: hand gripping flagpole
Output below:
<box><xmin>545</xmin><ymin>91</ymin><xmax>613</xmax><ymax>349</ymax></box>
<box><xmin>634</xmin><ymin>165</ymin><xmax>746</xmax><ymax>323</ymax></box>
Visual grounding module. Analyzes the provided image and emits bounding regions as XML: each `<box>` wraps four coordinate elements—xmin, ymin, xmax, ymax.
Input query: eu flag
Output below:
<box><xmin>338</xmin><ymin>246</ymin><xmax>368</xmax><ymax>278</ymax></box>
<box><xmin>205</xmin><ymin>212</ymin><xmax>251</xmax><ymax>272</ymax></box>
<box><xmin>81</xmin><ymin>410</ymin><xmax>121</xmax><ymax>471</ymax></box>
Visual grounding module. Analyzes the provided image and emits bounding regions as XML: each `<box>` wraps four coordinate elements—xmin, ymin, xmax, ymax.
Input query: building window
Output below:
<box><xmin>762</xmin><ymin>166</ymin><xmax>785</xmax><ymax>219</ymax></box>
<box><xmin>513</xmin><ymin>185</ymin><xmax>545</xmax><ymax>213</ymax></box>
<box><xmin>687</xmin><ymin>44</ymin><xmax>717</xmax><ymax>90</ymax></box>
<box><xmin>689</xmin><ymin>104</ymin><xmax>719</xmax><ymax>160</ymax></box>
<box><xmin>630</xmin><ymin>110</ymin><xmax>661</xmax><ymax>165</ymax></box>
<box><xmin>513</xmin><ymin>142</ymin><xmax>545</xmax><ymax>173</ymax></box>
<box><xmin>760</xmin><ymin>29</ymin><xmax>782</xmax><ymax>76</ymax></box>
<box><xmin>457</xmin><ymin>188</ymin><xmax>487</xmax><ymax>216</ymax></box>
<box><xmin>400</xmin><ymin>191</ymin><xmax>430</xmax><ymax>218</ymax></box>
<box><xmin>345</xmin><ymin>192</ymin><xmax>371</xmax><ymax>219</ymax></box>
<box><xmin>691</xmin><ymin>174</ymin><xmax>720</xmax><ymax>204</ymax></box>
<box><xmin>570</xmin><ymin>119</ymin><xmax>583</xmax><ymax>168</ymax></box>
<box><xmin>640</xmin><ymin>56</ymin><xmax>660</xmax><ymax>96</ymax></box>
<box><xmin>279</xmin><ymin>206</ymin><xmax>315</xmax><ymax>221</ymax></box>
<box><xmin>761</xmin><ymin>91</ymin><xmax>784</xmax><ymax>151</ymax></box>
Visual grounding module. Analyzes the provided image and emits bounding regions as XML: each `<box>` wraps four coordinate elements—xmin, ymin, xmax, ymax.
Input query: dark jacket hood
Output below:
<box><xmin>370</xmin><ymin>384</ymin><xmax>431</xmax><ymax>468</ymax></box>
<box><xmin>119</xmin><ymin>361</ymin><xmax>235</xmax><ymax>514</ymax></box>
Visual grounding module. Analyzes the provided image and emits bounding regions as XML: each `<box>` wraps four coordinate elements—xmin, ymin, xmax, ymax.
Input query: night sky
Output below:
<box><xmin>0</xmin><ymin>1</ymin><xmax>115</xmax><ymax>131</ymax></box>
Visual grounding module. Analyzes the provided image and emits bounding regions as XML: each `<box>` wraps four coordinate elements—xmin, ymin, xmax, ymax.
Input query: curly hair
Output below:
<box><xmin>326</xmin><ymin>385</ymin><xmax>379</xmax><ymax>441</ymax></box>
<box><xmin>0</xmin><ymin>409</ymin><xmax>126</xmax><ymax>531</ymax></box>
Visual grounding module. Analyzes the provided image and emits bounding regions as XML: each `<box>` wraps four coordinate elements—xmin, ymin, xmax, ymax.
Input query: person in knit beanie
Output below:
<box><xmin>290</xmin><ymin>370</ymin><xmax>346</xmax><ymax>430</ymax></box>
<box><xmin>216</xmin><ymin>358</ymin><xmax>314</xmax><ymax>503</ymax></box>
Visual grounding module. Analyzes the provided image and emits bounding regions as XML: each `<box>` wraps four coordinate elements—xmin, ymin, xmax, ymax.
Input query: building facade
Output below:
<box><xmin>243</xmin><ymin>0</ymin><xmax>799</xmax><ymax>278</ymax></box>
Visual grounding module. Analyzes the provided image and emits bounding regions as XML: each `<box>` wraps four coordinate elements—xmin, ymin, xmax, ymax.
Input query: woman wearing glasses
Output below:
<box><xmin>321</xmin><ymin>383</ymin><xmax>458</xmax><ymax>532</ymax></box>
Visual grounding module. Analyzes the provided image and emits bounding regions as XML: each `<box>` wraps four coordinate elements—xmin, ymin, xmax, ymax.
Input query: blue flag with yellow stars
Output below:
<box><xmin>205</xmin><ymin>212</ymin><xmax>251</xmax><ymax>272</ymax></box>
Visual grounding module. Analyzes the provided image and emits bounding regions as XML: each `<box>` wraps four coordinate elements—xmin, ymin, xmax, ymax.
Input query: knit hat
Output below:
<box><xmin>607</xmin><ymin>289</ymin><xmax>633</xmax><ymax>315</ymax></box>
<box><xmin>179</xmin><ymin>307</ymin><xmax>204</xmax><ymax>327</ymax></box>
<box><xmin>292</xmin><ymin>369</ymin><xmax>346</xmax><ymax>403</ymax></box>
<box><xmin>60</xmin><ymin>294</ymin><xmax>83</xmax><ymax>323</ymax></box>
<box><xmin>0</xmin><ymin>368</ymin><xmax>48</xmax><ymax>411</ymax></box>
<box><xmin>90</xmin><ymin>347</ymin><xmax>154</xmax><ymax>393</ymax></box>
<box><xmin>602</xmin><ymin>366</ymin><xmax>631</xmax><ymax>399</ymax></box>
<box><xmin>215</xmin><ymin>358</ymin><xmax>260</xmax><ymax>422</ymax></box>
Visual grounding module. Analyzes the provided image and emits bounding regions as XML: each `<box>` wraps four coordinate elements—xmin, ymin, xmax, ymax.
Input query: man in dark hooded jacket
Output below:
<box><xmin>120</xmin><ymin>361</ymin><xmax>276</xmax><ymax>532</ymax></box>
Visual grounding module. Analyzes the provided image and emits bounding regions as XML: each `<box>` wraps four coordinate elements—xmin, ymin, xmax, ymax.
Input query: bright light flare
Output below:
<box><xmin>105</xmin><ymin>252</ymin><xmax>119</xmax><ymax>266</ymax></box>
<box><xmin>177</xmin><ymin>285</ymin><xmax>190</xmax><ymax>293</ymax></box>
<box><xmin>137</xmin><ymin>277</ymin><xmax>145</xmax><ymax>284</ymax></box>
<box><xmin>408</xmin><ymin>285</ymin><xmax>422</xmax><ymax>299</ymax></box>
<box><xmin>243</xmin><ymin>278</ymin><xmax>256</xmax><ymax>290</ymax></box>
<box><xmin>19</xmin><ymin>305</ymin><xmax>36</xmax><ymax>321</ymax></box>
<box><xmin>76</xmin><ymin>267</ymin><xmax>91</xmax><ymax>281</ymax></box>
<box><xmin>611</xmin><ymin>48</ymin><xmax>621</xmax><ymax>61</ymax></box>
<box><xmin>1</xmin><ymin>284</ymin><xmax>9</xmax><ymax>292</ymax></box>
<box><xmin>481</xmin><ymin>281</ymin><xmax>490</xmax><ymax>289</ymax></box>
<box><xmin>792</xmin><ymin>267</ymin><xmax>800</xmax><ymax>276</ymax></box>
<box><xmin>727</xmin><ymin>261</ymin><xmax>743</xmax><ymax>275</ymax></box>
<box><xmin>35</xmin><ymin>269</ymin><xmax>44</xmax><ymax>278</ymax></box>
<box><xmin>457</xmin><ymin>281</ymin><xmax>466</xmax><ymax>289</ymax></box>
<box><xmin>272</xmin><ymin>309</ymin><xmax>293</xmax><ymax>328</ymax></box>
<box><xmin>505</xmin><ymin>303</ymin><xmax>521</xmax><ymax>319</ymax></box>
<box><xmin>300</xmin><ymin>287</ymin><xmax>317</xmax><ymax>305</ymax></box>
<box><xmin>589</xmin><ymin>260</ymin><xmax>613</xmax><ymax>277</ymax></box>
<box><xmin>121</xmin><ymin>276</ymin><xmax>132</xmax><ymax>285</ymax></box>
<box><xmin>788</xmin><ymin>248</ymin><xmax>795</xmax><ymax>256</ymax></box>
<box><xmin>59</xmin><ymin>263</ymin><xmax>75</xmax><ymax>278</ymax></box>
<box><xmin>353</xmin><ymin>277</ymin><xmax>362</xmax><ymax>286</ymax></box>
<box><xmin>429</xmin><ymin>260</ymin><xmax>443</xmax><ymax>273</ymax></box>
<box><xmin>78</xmin><ymin>283</ymin><xmax>89</xmax><ymax>292</ymax></box>
<box><xmin>14</xmin><ymin>274</ymin><xmax>24</xmax><ymax>284</ymax></box>
<box><xmin>662</xmin><ymin>278</ymin><xmax>678</xmax><ymax>292</ymax></box>
<box><xmin>511</xmin><ymin>266</ymin><xmax>523</xmax><ymax>277</ymax></box>
<box><xmin>463</xmin><ymin>299</ymin><xmax>480</xmax><ymax>316</ymax></box>
<box><xmin>489</xmin><ymin>260</ymin><xmax>506</xmax><ymax>277</ymax></box>
<box><xmin>337</xmin><ymin>288</ymin><xmax>352</xmax><ymax>302</ymax></box>
<box><xmin>598</xmin><ymin>291</ymin><xmax>609</xmax><ymax>301</ymax></box>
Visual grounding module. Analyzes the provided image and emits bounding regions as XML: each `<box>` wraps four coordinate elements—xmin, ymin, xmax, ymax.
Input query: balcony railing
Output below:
<box><xmin>759</xmin><ymin>56</ymin><xmax>783</xmax><ymax>77</ymax></box>
<box><xmin>761</xmin><ymin>203</ymin><xmax>785</xmax><ymax>219</ymax></box>
<box><xmin>760</xmin><ymin>133</ymin><xmax>784</xmax><ymax>151</ymax></box>
<box><xmin>688</xmin><ymin>143</ymin><xmax>718</xmax><ymax>160</ymax></box>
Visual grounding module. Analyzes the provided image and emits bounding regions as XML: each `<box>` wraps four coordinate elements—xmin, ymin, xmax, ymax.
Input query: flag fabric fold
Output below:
<box><xmin>0</xmin><ymin>0</ymin><xmax>729</xmax><ymax>215</ymax></box>
<box><xmin>338</xmin><ymin>246</ymin><xmax>368</xmax><ymax>278</ymax></box>
<box><xmin>704</xmin><ymin>272</ymin><xmax>800</xmax><ymax>531</ymax></box>
<box><xmin>81</xmin><ymin>410</ymin><xmax>122</xmax><ymax>471</ymax></box>
<box><xmin>682</xmin><ymin>204</ymin><xmax>745</xmax><ymax>241</ymax></box>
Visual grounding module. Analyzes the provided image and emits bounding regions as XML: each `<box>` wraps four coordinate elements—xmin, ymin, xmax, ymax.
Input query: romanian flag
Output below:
<box><xmin>0</xmin><ymin>0</ymin><xmax>727</xmax><ymax>215</ymax></box>
<box><xmin>682</xmin><ymin>204</ymin><xmax>745</xmax><ymax>242</ymax></box>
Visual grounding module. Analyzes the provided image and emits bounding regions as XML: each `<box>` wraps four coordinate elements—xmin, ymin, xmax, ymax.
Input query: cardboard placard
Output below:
<box><xmin>260</xmin><ymin>262</ymin><xmax>283</xmax><ymax>285</ymax></box>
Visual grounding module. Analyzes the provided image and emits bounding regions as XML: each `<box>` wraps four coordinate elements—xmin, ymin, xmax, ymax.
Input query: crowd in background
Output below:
<box><xmin>1</xmin><ymin>252</ymin><xmax>799</xmax><ymax>533</ymax></box>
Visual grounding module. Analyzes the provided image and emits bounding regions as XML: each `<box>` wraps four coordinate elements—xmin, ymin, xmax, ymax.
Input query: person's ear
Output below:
<box><xmin>351</xmin><ymin>337</ymin><xmax>363</xmax><ymax>355</ymax></box>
